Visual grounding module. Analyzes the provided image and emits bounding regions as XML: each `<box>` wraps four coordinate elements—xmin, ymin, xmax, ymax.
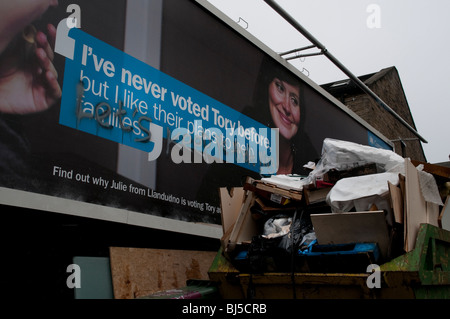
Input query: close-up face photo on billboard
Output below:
<box><xmin>0</xmin><ymin>0</ymin><xmax>449</xmax><ymax>305</ymax></box>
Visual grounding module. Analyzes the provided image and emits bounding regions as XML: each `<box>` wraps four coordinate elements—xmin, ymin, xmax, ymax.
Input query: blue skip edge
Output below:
<box><xmin>300</xmin><ymin>242</ymin><xmax>380</xmax><ymax>261</ymax></box>
<box><xmin>235</xmin><ymin>242</ymin><xmax>380</xmax><ymax>265</ymax></box>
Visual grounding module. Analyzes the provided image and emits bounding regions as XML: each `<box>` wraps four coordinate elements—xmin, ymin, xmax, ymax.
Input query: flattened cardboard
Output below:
<box><xmin>303</xmin><ymin>185</ymin><xmax>332</xmax><ymax>205</ymax></box>
<box><xmin>411</xmin><ymin>160</ymin><xmax>450</xmax><ymax>179</ymax></box>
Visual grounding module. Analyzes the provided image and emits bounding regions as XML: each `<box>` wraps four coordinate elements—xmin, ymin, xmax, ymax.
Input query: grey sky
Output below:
<box><xmin>207</xmin><ymin>0</ymin><xmax>449</xmax><ymax>163</ymax></box>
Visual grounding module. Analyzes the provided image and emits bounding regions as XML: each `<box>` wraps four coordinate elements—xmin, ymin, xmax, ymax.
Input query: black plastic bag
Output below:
<box><xmin>247</xmin><ymin>210</ymin><xmax>316</xmax><ymax>272</ymax></box>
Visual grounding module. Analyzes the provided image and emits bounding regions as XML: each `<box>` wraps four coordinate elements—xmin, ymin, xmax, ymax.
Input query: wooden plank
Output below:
<box><xmin>411</xmin><ymin>160</ymin><xmax>450</xmax><ymax>179</ymax></box>
<box><xmin>244</xmin><ymin>182</ymin><xmax>292</xmax><ymax>205</ymax></box>
<box><xmin>219</xmin><ymin>187</ymin><xmax>245</xmax><ymax>235</ymax></box>
<box><xmin>388</xmin><ymin>181</ymin><xmax>404</xmax><ymax>224</ymax></box>
<box><xmin>254</xmin><ymin>197</ymin><xmax>296</xmax><ymax>213</ymax></box>
<box><xmin>109</xmin><ymin>247</ymin><xmax>217</xmax><ymax>299</ymax></box>
<box><xmin>220</xmin><ymin>220</ymin><xmax>235</xmax><ymax>253</ymax></box>
<box><xmin>226</xmin><ymin>191</ymin><xmax>258</xmax><ymax>252</ymax></box>
<box><xmin>398</xmin><ymin>173</ymin><xmax>407</xmax><ymax>246</ymax></box>
<box><xmin>405</xmin><ymin>158</ymin><xmax>428</xmax><ymax>252</ymax></box>
<box><xmin>254</xmin><ymin>181</ymin><xmax>303</xmax><ymax>201</ymax></box>
<box><xmin>439</xmin><ymin>195</ymin><xmax>450</xmax><ymax>231</ymax></box>
<box><xmin>310</xmin><ymin>210</ymin><xmax>390</xmax><ymax>260</ymax></box>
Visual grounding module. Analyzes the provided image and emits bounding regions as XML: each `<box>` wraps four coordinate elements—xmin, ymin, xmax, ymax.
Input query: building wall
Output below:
<box><xmin>333</xmin><ymin>67</ymin><xmax>426</xmax><ymax>162</ymax></box>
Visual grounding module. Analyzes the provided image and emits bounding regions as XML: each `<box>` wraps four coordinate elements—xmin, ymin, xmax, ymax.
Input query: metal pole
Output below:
<box><xmin>263</xmin><ymin>0</ymin><xmax>428</xmax><ymax>143</ymax></box>
<box><xmin>279</xmin><ymin>45</ymin><xmax>317</xmax><ymax>57</ymax></box>
<box><xmin>285</xmin><ymin>51</ymin><xmax>325</xmax><ymax>60</ymax></box>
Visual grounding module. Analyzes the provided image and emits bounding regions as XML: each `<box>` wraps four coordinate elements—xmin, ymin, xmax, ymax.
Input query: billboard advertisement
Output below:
<box><xmin>0</xmin><ymin>0</ymin><xmax>391</xmax><ymax>238</ymax></box>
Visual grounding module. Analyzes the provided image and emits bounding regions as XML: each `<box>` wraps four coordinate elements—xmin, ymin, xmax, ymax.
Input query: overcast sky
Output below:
<box><xmin>207</xmin><ymin>0</ymin><xmax>449</xmax><ymax>163</ymax></box>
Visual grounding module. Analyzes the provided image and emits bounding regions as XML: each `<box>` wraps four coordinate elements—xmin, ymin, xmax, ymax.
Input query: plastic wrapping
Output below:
<box><xmin>261</xmin><ymin>138</ymin><xmax>404</xmax><ymax>191</ymax></box>
<box><xmin>263</xmin><ymin>216</ymin><xmax>292</xmax><ymax>239</ymax></box>
<box><xmin>247</xmin><ymin>212</ymin><xmax>316</xmax><ymax>272</ymax></box>
<box><xmin>306</xmin><ymin>138</ymin><xmax>405</xmax><ymax>185</ymax></box>
<box><xmin>325</xmin><ymin>172</ymin><xmax>399</xmax><ymax>225</ymax></box>
<box><xmin>417</xmin><ymin>165</ymin><xmax>444</xmax><ymax>206</ymax></box>
<box><xmin>324</xmin><ymin>152</ymin><xmax>443</xmax><ymax>217</ymax></box>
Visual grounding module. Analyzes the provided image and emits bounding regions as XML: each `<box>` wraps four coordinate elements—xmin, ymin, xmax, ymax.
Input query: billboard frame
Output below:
<box><xmin>0</xmin><ymin>0</ymin><xmax>393</xmax><ymax>240</ymax></box>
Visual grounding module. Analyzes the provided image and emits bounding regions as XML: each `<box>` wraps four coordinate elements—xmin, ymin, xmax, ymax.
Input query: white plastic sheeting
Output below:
<box><xmin>309</xmin><ymin>138</ymin><xmax>405</xmax><ymax>185</ymax></box>
<box><xmin>261</xmin><ymin>139</ymin><xmax>443</xmax><ymax>219</ymax></box>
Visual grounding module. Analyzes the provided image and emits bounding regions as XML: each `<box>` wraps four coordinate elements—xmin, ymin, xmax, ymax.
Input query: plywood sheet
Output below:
<box><xmin>219</xmin><ymin>187</ymin><xmax>245</xmax><ymax>234</ymax></box>
<box><xmin>227</xmin><ymin>191</ymin><xmax>258</xmax><ymax>251</ymax></box>
<box><xmin>405</xmin><ymin>159</ymin><xmax>428</xmax><ymax>252</ymax></box>
<box><xmin>398</xmin><ymin>173</ymin><xmax>407</xmax><ymax>245</ymax></box>
<box><xmin>109</xmin><ymin>247</ymin><xmax>217</xmax><ymax>299</ymax></box>
<box><xmin>311</xmin><ymin>210</ymin><xmax>390</xmax><ymax>260</ymax></box>
<box><xmin>388</xmin><ymin>181</ymin><xmax>404</xmax><ymax>224</ymax></box>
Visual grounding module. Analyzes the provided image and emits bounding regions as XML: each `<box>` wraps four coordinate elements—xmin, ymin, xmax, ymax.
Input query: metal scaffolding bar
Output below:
<box><xmin>279</xmin><ymin>45</ymin><xmax>317</xmax><ymax>56</ymax></box>
<box><xmin>285</xmin><ymin>51</ymin><xmax>325</xmax><ymax>60</ymax></box>
<box><xmin>263</xmin><ymin>0</ymin><xmax>428</xmax><ymax>143</ymax></box>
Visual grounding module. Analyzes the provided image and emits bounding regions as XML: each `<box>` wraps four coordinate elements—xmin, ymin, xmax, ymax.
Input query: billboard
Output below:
<box><xmin>0</xmin><ymin>0</ymin><xmax>391</xmax><ymax>238</ymax></box>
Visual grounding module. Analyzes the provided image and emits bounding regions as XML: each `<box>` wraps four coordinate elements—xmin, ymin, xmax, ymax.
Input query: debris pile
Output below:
<box><xmin>219</xmin><ymin>138</ymin><xmax>449</xmax><ymax>273</ymax></box>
